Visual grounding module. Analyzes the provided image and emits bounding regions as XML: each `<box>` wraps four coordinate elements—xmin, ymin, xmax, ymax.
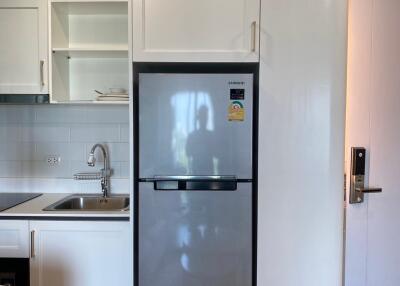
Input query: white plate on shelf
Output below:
<box><xmin>96</xmin><ymin>96</ymin><xmax>129</xmax><ymax>101</ymax></box>
<box><xmin>109</xmin><ymin>88</ymin><xmax>127</xmax><ymax>94</ymax></box>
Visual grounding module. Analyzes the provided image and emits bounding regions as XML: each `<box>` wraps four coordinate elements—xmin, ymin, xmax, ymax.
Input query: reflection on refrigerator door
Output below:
<box><xmin>139</xmin><ymin>183</ymin><xmax>252</xmax><ymax>286</ymax></box>
<box><xmin>139</xmin><ymin>73</ymin><xmax>253</xmax><ymax>179</ymax></box>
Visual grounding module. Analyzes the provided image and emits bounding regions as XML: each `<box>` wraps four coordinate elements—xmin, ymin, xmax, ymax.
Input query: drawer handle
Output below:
<box><xmin>40</xmin><ymin>60</ymin><xmax>45</xmax><ymax>88</ymax></box>
<box><xmin>30</xmin><ymin>230</ymin><xmax>35</xmax><ymax>258</ymax></box>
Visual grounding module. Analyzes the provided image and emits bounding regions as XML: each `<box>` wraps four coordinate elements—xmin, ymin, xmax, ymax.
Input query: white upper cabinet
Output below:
<box><xmin>0</xmin><ymin>0</ymin><xmax>48</xmax><ymax>94</ymax></box>
<box><xmin>132</xmin><ymin>0</ymin><xmax>260</xmax><ymax>62</ymax></box>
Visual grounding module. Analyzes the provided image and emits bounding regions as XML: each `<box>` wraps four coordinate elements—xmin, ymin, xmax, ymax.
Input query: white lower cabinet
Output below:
<box><xmin>0</xmin><ymin>220</ymin><xmax>29</xmax><ymax>258</ymax></box>
<box><xmin>29</xmin><ymin>221</ymin><xmax>131</xmax><ymax>286</ymax></box>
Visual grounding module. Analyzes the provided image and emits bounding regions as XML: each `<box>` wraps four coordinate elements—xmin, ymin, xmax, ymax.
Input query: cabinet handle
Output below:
<box><xmin>30</xmin><ymin>230</ymin><xmax>35</xmax><ymax>258</ymax></box>
<box><xmin>251</xmin><ymin>21</ymin><xmax>257</xmax><ymax>52</ymax></box>
<box><xmin>40</xmin><ymin>60</ymin><xmax>45</xmax><ymax>88</ymax></box>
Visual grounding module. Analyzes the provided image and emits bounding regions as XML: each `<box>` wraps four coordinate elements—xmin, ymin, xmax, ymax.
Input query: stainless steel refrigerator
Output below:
<box><xmin>134</xmin><ymin>63</ymin><xmax>258</xmax><ymax>286</ymax></box>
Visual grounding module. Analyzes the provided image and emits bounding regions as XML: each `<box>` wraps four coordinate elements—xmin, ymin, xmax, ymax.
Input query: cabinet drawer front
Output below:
<box><xmin>0</xmin><ymin>220</ymin><xmax>29</xmax><ymax>258</ymax></box>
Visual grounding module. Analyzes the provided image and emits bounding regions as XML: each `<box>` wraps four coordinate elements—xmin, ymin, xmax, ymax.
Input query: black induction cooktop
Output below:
<box><xmin>0</xmin><ymin>193</ymin><xmax>42</xmax><ymax>212</ymax></box>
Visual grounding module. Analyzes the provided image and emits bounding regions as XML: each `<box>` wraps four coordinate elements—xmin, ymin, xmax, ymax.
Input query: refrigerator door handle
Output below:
<box><xmin>148</xmin><ymin>175</ymin><xmax>238</xmax><ymax>191</ymax></box>
<box><xmin>153</xmin><ymin>175</ymin><xmax>237</xmax><ymax>181</ymax></box>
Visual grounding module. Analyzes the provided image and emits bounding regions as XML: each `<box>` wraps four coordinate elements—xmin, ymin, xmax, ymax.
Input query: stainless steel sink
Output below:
<box><xmin>43</xmin><ymin>195</ymin><xmax>129</xmax><ymax>211</ymax></box>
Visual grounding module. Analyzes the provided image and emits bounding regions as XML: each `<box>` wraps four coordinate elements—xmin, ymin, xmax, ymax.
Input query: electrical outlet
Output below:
<box><xmin>46</xmin><ymin>155</ymin><xmax>61</xmax><ymax>166</ymax></box>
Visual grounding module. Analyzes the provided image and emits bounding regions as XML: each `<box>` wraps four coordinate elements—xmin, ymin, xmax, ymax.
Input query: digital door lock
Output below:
<box><xmin>349</xmin><ymin>147</ymin><xmax>382</xmax><ymax>204</ymax></box>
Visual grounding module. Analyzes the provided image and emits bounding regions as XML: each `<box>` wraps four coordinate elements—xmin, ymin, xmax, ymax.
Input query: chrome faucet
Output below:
<box><xmin>88</xmin><ymin>144</ymin><xmax>111</xmax><ymax>197</ymax></box>
<box><xmin>74</xmin><ymin>143</ymin><xmax>112</xmax><ymax>197</ymax></box>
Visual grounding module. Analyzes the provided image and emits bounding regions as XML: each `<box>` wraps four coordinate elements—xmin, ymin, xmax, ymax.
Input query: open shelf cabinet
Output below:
<box><xmin>49</xmin><ymin>1</ymin><xmax>129</xmax><ymax>103</ymax></box>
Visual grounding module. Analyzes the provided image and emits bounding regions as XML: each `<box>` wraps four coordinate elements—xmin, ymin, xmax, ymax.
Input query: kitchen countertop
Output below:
<box><xmin>0</xmin><ymin>193</ymin><xmax>130</xmax><ymax>221</ymax></box>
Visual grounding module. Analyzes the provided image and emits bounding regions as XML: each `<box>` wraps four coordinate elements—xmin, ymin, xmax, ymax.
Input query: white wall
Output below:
<box><xmin>0</xmin><ymin>105</ymin><xmax>129</xmax><ymax>194</ymax></box>
<box><xmin>258</xmin><ymin>0</ymin><xmax>347</xmax><ymax>285</ymax></box>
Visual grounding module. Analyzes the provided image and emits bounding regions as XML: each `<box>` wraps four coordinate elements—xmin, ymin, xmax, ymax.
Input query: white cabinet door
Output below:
<box><xmin>0</xmin><ymin>220</ymin><xmax>29</xmax><ymax>258</ymax></box>
<box><xmin>132</xmin><ymin>0</ymin><xmax>260</xmax><ymax>62</ymax></box>
<box><xmin>30</xmin><ymin>221</ymin><xmax>131</xmax><ymax>286</ymax></box>
<box><xmin>0</xmin><ymin>0</ymin><xmax>48</xmax><ymax>94</ymax></box>
<box><xmin>257</xmin><ymin>0</ymin><xmax>347</xmax><ymax>285</ymax></box>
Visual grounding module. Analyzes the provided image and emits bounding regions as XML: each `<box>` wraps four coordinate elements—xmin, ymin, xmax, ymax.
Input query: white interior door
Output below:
<box><xmin>345</xmin><ymin>0</ymin><xmax>400</xmax><ymax>285</ymax></box>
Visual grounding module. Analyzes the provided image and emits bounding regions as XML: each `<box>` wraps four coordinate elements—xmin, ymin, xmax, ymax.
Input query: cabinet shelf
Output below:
<box><xmin>51</xmin><ymin>100</ymin><xmax>129</xmax><ymax>105</ymax></box>
<box><xmin>52</xmin><ymin>46</ymin><xmax>128</xmax><ymax>51</ymax></box>
<box><xmin>51</xmin><ymin>0</ymin><xmax>128</xmax><ymax>2</ymax></box>
<box><xmin>52</xmin><ymin>47</ymin><xmax>128</xmax><ymax>58</ymax></box>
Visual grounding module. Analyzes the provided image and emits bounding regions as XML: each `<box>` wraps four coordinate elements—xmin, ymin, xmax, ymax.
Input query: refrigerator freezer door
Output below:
<box><xmin>138</xmin><ymin>182</ymin><xmax>252</xmax><ymax>286</ymax></box>
<box><xmin>139</xmin><ymin>73</ymin><xmax>253</xmax><ymax>179</ymax></box>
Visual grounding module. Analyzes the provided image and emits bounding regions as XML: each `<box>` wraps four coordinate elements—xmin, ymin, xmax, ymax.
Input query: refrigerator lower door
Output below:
<box><xmin>138</xmin><ymin>182</ymin><xmax>252</xmax><ymax>286</ymax></box>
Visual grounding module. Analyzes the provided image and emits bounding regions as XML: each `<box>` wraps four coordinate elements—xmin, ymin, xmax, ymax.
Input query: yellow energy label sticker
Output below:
<box><xmin>228</xmin><ymin>101</ymin><xmax>245</xmax><ymax>121</ymax></box>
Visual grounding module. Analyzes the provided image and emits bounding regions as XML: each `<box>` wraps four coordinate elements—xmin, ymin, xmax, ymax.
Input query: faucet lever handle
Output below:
<box><xmin>101</xmin><ymin>168</ymin><xmax>112</xmax><ymax>176</ymax></box>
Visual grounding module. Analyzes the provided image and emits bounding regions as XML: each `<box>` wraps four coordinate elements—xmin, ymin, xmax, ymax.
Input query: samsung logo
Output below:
<box><xmin>228</xmin><ymin>81</ymin><xmax>245</xmax><ymax>85</ymax></box>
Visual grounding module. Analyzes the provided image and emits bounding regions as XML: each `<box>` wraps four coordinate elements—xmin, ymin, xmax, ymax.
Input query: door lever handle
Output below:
<box><xmin>349</xmin><ymin>147</ymin><xmax>383</xmax><ymax>204</ymax></box>
<box><xmin>356</xmin><ymin>187</ymin><xmax>382</xmax><ymax>193</ymax></box>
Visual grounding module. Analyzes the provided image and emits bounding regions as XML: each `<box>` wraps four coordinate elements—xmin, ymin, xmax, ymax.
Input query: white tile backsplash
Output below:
<box><xmin>85</xmin><ymin>106</ymin><xmax>129</xmax><ymax>123</ymax></box>
<box><xmin>120</xmin><ymin>124</ymin><xmax>129</xmax><ymax>142</ymax></box>
<box><xmin>21</xmin><ymin>160</ymin><xmax>72</xmax><ymax>178</ymax></box>
<box><xmin>0</xmin><ymin>143</ymin><xmax>35</xmax><ymax>160</ymax></box>
<box><xmin>21</xmin><ymin>124</ymin><xmax>70</xmax><ymax>142</ymax></box>
<box><xmin>0</xmin><ymin>105</ymin><xmax>129</xmax><ymax>193</ymax></box>
<box><xmin>34</xmin><ymin>106</ymin><xmax>86</xmax><ymax>123</ymax></box>
<box><xmin>35</xmin><ymin>142</ymin><xmax>86</xmax><ymax>161</ymax></box>
<box><xmin>0</xmin><ymin>161</ymin><xmax>22</xmax><ymax>177</ymax></box>
<box><xmin>0</xmin><ymin>106</ymin><xmax>35</xmax><ymax>123</ymax></box>
<box><xmin>120</xmin><ymin>161</ymin><xmax>129</xmax><ymax>178</ymax></box>
<box><xmin>0</xmin><ymin>125</ymin><xmax>21</xmax><ymax>142</ymax></box>
<box><xmin>70</xmin><ymin>124</ymin><xmax>120</xmax><ymax>142</ymax></box>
